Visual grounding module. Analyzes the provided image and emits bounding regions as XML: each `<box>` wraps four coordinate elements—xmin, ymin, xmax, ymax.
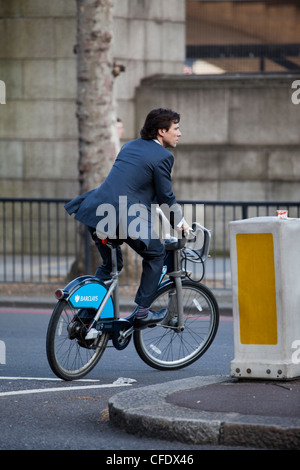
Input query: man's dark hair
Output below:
<box><xmin>140</xmin><ymin>108</ymin><xmax>180</xmax><ymax>140</ymax></box>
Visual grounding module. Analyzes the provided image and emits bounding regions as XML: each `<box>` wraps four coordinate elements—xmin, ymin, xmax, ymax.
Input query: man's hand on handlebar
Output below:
<box><xmin>176</xmin><ymin>219</ymin><xmax>193</xmax><ymax>238</ymax></box>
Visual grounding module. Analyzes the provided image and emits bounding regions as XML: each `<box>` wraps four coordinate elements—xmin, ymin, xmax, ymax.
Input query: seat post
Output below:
<box><xmin>108</xmin><ymin>243</ymin><xmax>120</xmax><ymax>318</ymax></box>
<box><xmin>110</xmin><ymin>244</ymin><xmax>118</xmax><ymax>276</ymax></box>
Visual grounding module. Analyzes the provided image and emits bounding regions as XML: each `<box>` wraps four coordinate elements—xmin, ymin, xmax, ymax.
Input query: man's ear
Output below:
<box><xmin>157</xmin><ymin>128</ymin><xmax>166</xmax><ymax>137</ymax></box>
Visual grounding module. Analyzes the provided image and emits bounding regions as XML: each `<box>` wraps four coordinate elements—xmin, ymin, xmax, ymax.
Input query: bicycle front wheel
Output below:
<box><xmin>46</xmin><ymin>300</ymin><xmax>109</xmax><ymax>380</ymax></box>
<box><xmin>133</xmin><ymin>280</ymin><xmax>219</xmax><ymax>371</ymax></box>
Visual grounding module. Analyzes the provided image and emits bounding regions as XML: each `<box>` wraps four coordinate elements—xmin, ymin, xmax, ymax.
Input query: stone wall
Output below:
<box><xmin>1</xmin><ymin>1</ymin><xmax>297</xmax><ymax>204</ymax></box>
<box><xmin>0</xmin><ymin>0</ymin><xmax>78</xmax><ymax>199</ymax></box>
<box><xmin>113</xmin><ymin>0</ymin><xmax>186</xmax><ymax>140</ymax></box>
<box><xmin>1</xmin><ymin>1</ymin><xmax>299</xmax><ymax>258</ymax></box>
<box><xmin>136</xmin><ymin>74</ymin><xmax>300</xmax><ymax>203</ymax></box>
<box><xmin>0</xmin><ymin>0</ymin><xmax>186</xmax><ymax>200</ymax></box>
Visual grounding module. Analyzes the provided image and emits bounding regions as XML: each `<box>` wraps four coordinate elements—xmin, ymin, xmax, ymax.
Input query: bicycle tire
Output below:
<box><xmin>46</xmin><ymin>300</ymin><xmax>109</xmax><ymax>381</ymax></box>
<box><xmin>133</xmin><ymin>280</ymin><xmax>219</xmax><ymax>371</ymax></box>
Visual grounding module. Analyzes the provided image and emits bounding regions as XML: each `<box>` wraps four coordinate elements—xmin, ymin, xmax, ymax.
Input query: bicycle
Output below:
<box><xmin>46</xmin><ymin>222</ymin><xmax>219</xmax><ymax>381</ymax></box>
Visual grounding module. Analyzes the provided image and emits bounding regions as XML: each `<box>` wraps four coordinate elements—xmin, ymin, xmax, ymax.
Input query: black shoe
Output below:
<box><xmin>134</xmin><ymin>309</ymin><xmax>167</xmax><ymax>329</ymax></box>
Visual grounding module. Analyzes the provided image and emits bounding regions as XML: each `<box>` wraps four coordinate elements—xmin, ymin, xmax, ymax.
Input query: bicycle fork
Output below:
<box><xmin>162</xmin><ymin>249</ymin><xmax>185</xmax><ymax>332</ymax></box>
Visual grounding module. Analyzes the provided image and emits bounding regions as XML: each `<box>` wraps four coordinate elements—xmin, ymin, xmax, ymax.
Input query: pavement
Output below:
<box><xmin>109</xmin><ymin>375</ymin><xmax>300</xmax><ymax>450</ymax></box>
<box><xmin>1</xmin><ymin>290</ymin><xmax>300</xmax><ymax>450</ymax></box>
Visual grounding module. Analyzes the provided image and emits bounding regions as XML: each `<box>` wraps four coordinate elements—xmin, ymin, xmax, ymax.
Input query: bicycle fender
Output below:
<box><xmin>157</xmin><ymin>278</ymin><xmax>175</xmax><ymax>291</ymax></box>
<box><xmin>59</xmin><ymin>275</ymin><xmax>97</xmax><ymax>297</ymax></box>
<box><xmin>59</xmin><ymin>276</ymin><xmax>114</xmax><ymax>319</ymax></box>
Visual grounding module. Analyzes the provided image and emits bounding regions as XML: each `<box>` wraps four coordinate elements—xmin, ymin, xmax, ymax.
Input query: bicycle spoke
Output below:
<box><xmin>134</xmin><ymin>281</ymin><xmax>219</xmax><ymax>370</ymax></box>
<box><xmin>46</xmin><ymin>300</ymin><xmax>109</xmax><ymax>380</ymax></box>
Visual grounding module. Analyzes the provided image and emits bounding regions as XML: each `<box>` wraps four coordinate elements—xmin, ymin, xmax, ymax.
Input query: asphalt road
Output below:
<box><xmin>0</xmin><ymin>306</ymin><xmax>242</xmax><ymax>453</ymax></box>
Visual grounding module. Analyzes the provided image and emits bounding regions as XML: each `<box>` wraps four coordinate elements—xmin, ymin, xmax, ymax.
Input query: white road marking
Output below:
<box><xmin>0</xmin><ymin>376</ymin><xmax>99</xmax><ymax>382</ymax></box>
<box><xmin>0</xmin><ymin>383</ymin><xmax>132</xmax><ymax>398</ymax></box>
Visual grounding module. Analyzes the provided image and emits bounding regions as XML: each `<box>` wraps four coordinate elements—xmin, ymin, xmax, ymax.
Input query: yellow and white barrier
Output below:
<box><xmin>229</xmin><ymin>216</ymin><xmax>300</xmax><ymax>380</ymax></box>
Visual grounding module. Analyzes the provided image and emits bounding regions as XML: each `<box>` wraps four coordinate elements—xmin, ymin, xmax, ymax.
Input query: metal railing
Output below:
<box><xmin>186</xmin><ymin>43</ymin><xmax>300</xmax><ymax>73</ymax></box>
<box><xmin>1</xmin><ymin>198</ymin><xmax>300</xmax><ymax>289</ymax></box>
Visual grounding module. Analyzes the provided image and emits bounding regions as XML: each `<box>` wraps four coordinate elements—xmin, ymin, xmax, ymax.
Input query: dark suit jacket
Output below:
<box><xmin>65</xmin><ymin>138</ymin><xmax>183</xmax><ymax>247</ymax></box>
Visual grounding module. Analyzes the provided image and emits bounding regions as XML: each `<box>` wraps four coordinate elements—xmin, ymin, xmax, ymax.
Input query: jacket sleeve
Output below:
<box><xmin>153</xmin><ymin>154</ymin><xmax>183</xmax><ymax>227</ymax></box>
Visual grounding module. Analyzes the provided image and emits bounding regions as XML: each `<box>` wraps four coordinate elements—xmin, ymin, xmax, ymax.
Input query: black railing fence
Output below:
<box><xmin>1</xmin><ymin>198</ymin><xmax>300</xmax><ymax>289</ymax></box>
<box><xmin>186</xmin><ymin>43</ymin><xmax>300</xmax><ymax>73</ymax></box>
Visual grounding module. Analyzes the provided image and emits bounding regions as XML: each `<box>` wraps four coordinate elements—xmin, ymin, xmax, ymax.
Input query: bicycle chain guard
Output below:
<box><xmin>96</xmin><ymin>312</ymin><xmax>135</xmax><ymax>350</ymax></box>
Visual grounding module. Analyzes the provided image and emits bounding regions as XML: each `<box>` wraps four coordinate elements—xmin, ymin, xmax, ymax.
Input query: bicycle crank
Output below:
<box><xmin>83</xmin><ymin>314</ymin><xmax>135</xmax><ymax>351</ymax></box>
<box><xmin>113</xmin><ymin>325</ymin><xmax>134</xmax><ymax>350</ymax></box>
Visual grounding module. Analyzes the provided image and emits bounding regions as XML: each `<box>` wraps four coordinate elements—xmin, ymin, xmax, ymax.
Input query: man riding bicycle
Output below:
<box><xmin>65</xmin><ymin>108</ymin><xmax>189</xmax><ymax>329</ymax></box>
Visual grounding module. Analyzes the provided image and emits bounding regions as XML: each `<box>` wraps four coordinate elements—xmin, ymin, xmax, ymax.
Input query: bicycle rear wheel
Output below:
<box><xmin>46</xmin><ymin>300</ymin><xmax>109</xmax><ymax>380</ymax></box>
<box><xmin>133</xmin><ymin>280</ymin><xmax>219</xmax><ymax>370</ymax></box>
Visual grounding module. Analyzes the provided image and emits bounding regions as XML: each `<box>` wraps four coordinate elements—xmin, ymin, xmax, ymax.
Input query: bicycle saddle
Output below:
<box><xmin>92</xmin><ymin>231</ymin><xmax>123</xmax><ymax>247</ymax></box>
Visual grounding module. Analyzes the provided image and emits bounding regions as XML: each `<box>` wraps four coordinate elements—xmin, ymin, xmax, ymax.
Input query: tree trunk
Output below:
<box><xmin>76</xmin><ymin>0</ymin><xmax>117</xmax><ymax>193</ymax></box>
<box><xmin>74</xmin><ymin>0</ymin><xmax>118</xmax><ymax>277</ymax></box>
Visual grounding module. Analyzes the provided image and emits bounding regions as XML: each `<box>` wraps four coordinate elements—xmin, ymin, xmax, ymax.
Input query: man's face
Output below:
<box><xmin>158</xmin><ymin>122</ymin><xmax>182</xmax><ymax>148</ymax></box>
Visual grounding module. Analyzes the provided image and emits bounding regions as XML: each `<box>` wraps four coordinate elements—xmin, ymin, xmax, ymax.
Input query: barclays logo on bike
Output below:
<box><xmin>69</xmin><ymin>283</ymin><xmax>107</xmax><ymax>309</ymax></box>
<box><xmin>74</xmin><ymin>294</ymin><xmax>99</xmax><ymax>303</ymax></box>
